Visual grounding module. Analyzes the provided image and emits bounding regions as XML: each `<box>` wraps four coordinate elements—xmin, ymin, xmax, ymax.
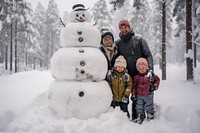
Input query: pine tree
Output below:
<box><xmin>173</xmin><ymin>0</ymin><xmax>186</xmax><ymax>63</ymax></box>
<box><xmin>14</xmin><ymin>0</ymin><xmax>33</xmax><ymax>72</ymax></box>
<box><xmin>32</xmin><ymin>2</ymin><xmax>46</xmax><ymax>69</ymax></box>
<box><xmin>193</xmin><ymin>1</ymin><xmax>200</xmax><ymax>67</ymax></box>
<box><xmin>0</xmin><ymin>0</ymin><xmax>9</xmax><ymax>69</ymax></box>
<box><xmin>131</xmin><ymin>0</ymin><xmax>150</xmax><ymax>37</ymax></box>
<box><xmin>109</xmin><ymin>0</ymin><xmax>125</xmax><ymax>13</ymax></box>
<box><xmin>149</xmin><ymin>0</ymin><xmax>162</xmax><ymax>66</ymax></box>
<box><xmin>92</xmin><ymin>0</ymin><xmax>112</xmax><ymax>31</ymax></box>
<box><xmin>44</xmin><ymin>0</ymin><xmax>61</xmax><ymax>69</ymax></box>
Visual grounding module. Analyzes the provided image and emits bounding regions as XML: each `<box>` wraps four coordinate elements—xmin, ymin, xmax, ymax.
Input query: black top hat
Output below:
<box><xmin>72</xmin><ymin>4</ymin><xmax>87</xmax><ymax>11</ymax></box>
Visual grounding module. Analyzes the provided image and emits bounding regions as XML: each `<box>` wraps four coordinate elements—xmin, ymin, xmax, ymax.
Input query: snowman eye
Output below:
<box><xmin>76</xmin><ymin>14</ymin><xmax>79</xmax><ymax>17</ymax></box>
<box><xmin>82</xmin><ymin>14</ymin><xmax>85</xmax><ymax>17</ymax></box>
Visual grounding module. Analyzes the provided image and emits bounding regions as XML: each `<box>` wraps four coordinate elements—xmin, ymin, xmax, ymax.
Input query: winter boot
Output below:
<box><xmin>136</xmin><ymin>113</ymin><xmax>145</xmax><ymax>124</ymax></box>
<box><xmin>147</xmin><ymin>113</ymin><xmax>154</xmax><ymax>121</ymax></box>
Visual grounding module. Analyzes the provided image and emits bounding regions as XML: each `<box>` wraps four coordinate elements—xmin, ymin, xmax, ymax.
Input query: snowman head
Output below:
<box><xmin>69</xmin><ymin>4</ymin><xmax>91</xmax><ymax>23</ymax></box>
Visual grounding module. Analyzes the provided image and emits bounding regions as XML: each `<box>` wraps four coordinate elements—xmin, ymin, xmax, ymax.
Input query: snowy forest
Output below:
<box><xmin>0</xmin><ymin>0</ymin><xmax>200</xmax><ymax>81</ymax></box>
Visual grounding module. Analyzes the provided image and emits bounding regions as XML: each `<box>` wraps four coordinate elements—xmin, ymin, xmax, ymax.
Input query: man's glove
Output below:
<box><xmin>121</xmin><ymin>96</ymin><xmax>129</xmax><ymax>103</ymax></box>
<box><xmin>131</xmin><ymin>95</ymin><xmax>137</xmax><ymax>101</ymax></box>
<box><xmin>123</xmin><ymin>73</ymin><xmax>129</xmax><ymax>83</ymax></box>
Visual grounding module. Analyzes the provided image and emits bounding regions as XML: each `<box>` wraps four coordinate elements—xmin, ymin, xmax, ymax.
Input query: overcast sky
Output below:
<box><xmin>27</xmin><ymin>0</ymin><xmax>100</xmax><ymax>16</ymax></box>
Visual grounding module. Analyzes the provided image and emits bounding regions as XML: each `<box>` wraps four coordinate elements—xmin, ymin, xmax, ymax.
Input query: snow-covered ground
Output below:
<box><xmin>0</xmin><ymin>64</ymin><xmax>200</xmax><ymax>133</ymax></box>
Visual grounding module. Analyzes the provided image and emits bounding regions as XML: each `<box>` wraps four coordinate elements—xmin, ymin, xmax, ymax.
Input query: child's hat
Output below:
<box><xmin>114</xmin><ymin>55</ymin><xmax>127</xmax><ymax>68</ymax></box>
<box><xmin>136</xmin><ymin>58</ymin><xmax>148</xmax><ymax>69</ymax></box>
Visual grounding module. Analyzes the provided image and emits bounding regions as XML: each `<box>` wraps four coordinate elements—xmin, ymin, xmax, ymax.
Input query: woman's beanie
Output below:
<box><xmin>136</xmin><ymin>58</ymin><xmax>148</xmax><ymax>70</ymax></box>
<box><xmin>119</xmin><ymin>19</ymin><xmax>130</xmax><ymax>29</ymax></box>
<box><xmin>114</xmin><ymin>55</ymin><xmax>127</xmax><ymax>68</ymax></box>
<box><xmin>101</xmin><ymin>31</ymin><xmax>114</xmax><ymax>44</ymax></box>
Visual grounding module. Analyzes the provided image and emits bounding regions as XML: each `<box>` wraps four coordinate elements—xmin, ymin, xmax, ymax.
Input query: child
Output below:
<box><xmin>132</xmin><ymin>58</ymin><xmax>160</xmax><ymax>124</ymax></box>
<box><xmin>109</xmin><ymin>55</ymin><xmax>132</xmax><ymax>118</ymax></box>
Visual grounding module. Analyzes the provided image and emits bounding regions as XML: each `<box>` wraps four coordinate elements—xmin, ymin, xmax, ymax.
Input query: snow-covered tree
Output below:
<box><xmin>0</xmin><ymin>0</ymin><xmax>34</xmax><ymax>73</ymax></box>
<box><xmin>91</xmin><ymin>0</ymin><xmax>112</xmax><ymax>31</ymax></box>
<box><xmin>131</xmin><ymin>0</ymin><xmax>150</xmax><ymax>37</ymax></box>
<box><xmin>31</xmin><ymin>2</ymin><xmax>46</xmax><ymax>69</ymax></box>
<box><xmin>112</xmin><ymin>0</ymin><xmax>133</xmax><ymax>38</ymax></box>
<box><xmin>194</xmin><ymin>1</ymin><xmax>200</xmax><ymax>67</ymax></box>
<box><xmin>173</xmin><ymin>0</ymin><xmax>186</xmax><ymax>64</ymax></box>
<box><xmin>109</xmin><ymin>0</ymin><xmax>125</xmax><ymax>13</ymax></box>
<box><xmin>44</xmin><ymin>0</ymin><xmax>61</xmax><ymax>69</ymax></box>
<box><xmin>148</xmin><ymin>0</ymin><xmax>162</xmax><ymax>66</ymax></box>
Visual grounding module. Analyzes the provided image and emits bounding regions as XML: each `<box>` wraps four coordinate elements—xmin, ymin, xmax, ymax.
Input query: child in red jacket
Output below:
<box><xmin>132</xmin><ymin>58</ymin><xmax>160</xmax><ymax>124</ymax></box>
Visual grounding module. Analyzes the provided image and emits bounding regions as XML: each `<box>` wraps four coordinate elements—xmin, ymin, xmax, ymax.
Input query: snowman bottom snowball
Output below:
<box><xmin>47</xmin><ymin>80</ymin><xmax>112</xmax><ymax>119</ymax></box>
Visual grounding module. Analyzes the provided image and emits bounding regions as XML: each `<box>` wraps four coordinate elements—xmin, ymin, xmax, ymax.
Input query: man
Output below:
<box><xmin>115</xmin><ymin>19</ymin><xmax>154</xmax><ymax>121</ymax></box>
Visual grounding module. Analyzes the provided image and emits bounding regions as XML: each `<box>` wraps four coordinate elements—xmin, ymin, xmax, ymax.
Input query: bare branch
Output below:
<box><xmin>60</xmin><ymin>18</ymin><xmax>66</xmax><ymax>27</ymax></box>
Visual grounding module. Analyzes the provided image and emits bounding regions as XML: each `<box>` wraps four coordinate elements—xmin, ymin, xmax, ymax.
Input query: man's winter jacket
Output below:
<box><xmin>132</xmin><ymin>71</ymin><xmax>160</xmax><ymax>96</ymax></box>
<box><xmin>116</xmin><ymin>30</ymin><xmax>154</xmax><ymax>78</ymax></box>
<box><xmin>109</xmin><ymin>69</ymin><xmax>133</xmax><ymax>102</ymax></box>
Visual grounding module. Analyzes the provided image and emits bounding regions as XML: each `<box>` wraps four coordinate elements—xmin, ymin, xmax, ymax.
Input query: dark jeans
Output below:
<box><xmin>132</xmin><ymin>99</ymin><xmax>137</xmax><ymax>119</ymax></box>
<box><xmin>111</xmin><ymin>100</ymin><xmax>130</xmax><ymax>118</ymax></box>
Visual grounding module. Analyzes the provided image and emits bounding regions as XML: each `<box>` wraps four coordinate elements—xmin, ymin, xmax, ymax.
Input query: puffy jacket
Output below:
<box><xmin>115</xmin><ymin>30</ymin><xmax>154</xmax><ymax>78</ymax></box>
<box><xmin>109</xmin><ymin>69</ymin><xmax>133</xmax><ymax>102</ymax></box>
<box><xmin>132</xmin><ymin>71</ymin><xmax>160</xmax><ymax>96</ymax></box>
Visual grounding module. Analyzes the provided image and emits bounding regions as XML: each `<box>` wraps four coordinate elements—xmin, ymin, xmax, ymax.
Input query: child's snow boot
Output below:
<box><xmin>147</xmin><ymin>113</ymin><xmax>154</xmax><ymax>121</ymax></box>
<box><xmin>136</xmin><ymin>113</ymin><xmax>145</xmax><ymax>124</ymax></box>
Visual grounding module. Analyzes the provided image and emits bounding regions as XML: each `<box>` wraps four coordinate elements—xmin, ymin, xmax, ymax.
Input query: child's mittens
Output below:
<box><xmin>131</xmin><ymin>95</ymin><xmax>137</xmax><ymax>101</ymax></box>
<box><xmin>150</xmin><ymin>84</ymin><xmax>158</xmax><ymax>91</ymax></box>
<box><xmin>121</xmin><ymin>96</ymin><xmax>129</xmax><ymax>103</ymax></box>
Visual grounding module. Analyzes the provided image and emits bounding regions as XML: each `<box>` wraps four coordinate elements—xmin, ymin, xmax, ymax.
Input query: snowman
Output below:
<box><xmin>47</xmin><ymin>4</ymin><xmax>112</xmax><ymax>119</ymax></box>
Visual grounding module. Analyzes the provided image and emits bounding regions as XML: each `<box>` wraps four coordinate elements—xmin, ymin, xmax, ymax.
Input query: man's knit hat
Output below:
<box><xmin>119</xmin><ymin>19</ymin><xmax>130</xmax><ymax>29</ymax></box>
<box><xmin>136</xmin><ymin>58</ymin><xmax>148</xmax><ymax>70</ymax></box>
<box><xmin>114</xmin><ymin>55</ymin><xmax>127</xmax><ymax>68</ymax></box>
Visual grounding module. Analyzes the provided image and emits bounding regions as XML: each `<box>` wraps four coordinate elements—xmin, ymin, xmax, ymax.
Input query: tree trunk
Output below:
<box><xmin>40</xmin><ymin>59</ymin><xmax>42</xmax><ymax>68</ymax></box>
<box><xmin>51</xmin><ymin>30</ymin><xmax>54</xmax><ymax>57</ymax></box>
<box><xmin>186</xmin><ymin>0</ymin><xmax>193</xmax><ymax>81</ymax></box>
<box><xmin>193</xmin><ymin>0</ymin><xmax>196</xmax><ymax>68</ymax></box>
<box><xmin>161</xmin><ymin>0</ymin><xmax>166</xmax><ymax>80</ymax></box>
<box><xmin>5</xmin><ymin>45</ymin><xmax>8</xmax><ymax>70</ymax></box>
<box><xmin>10</xmin><ymin>22</ymin><xmax>13</xmax><ymax>72</ymax></box>
<box><xmin>33</xmin><ymin>57</ymin><xmax>36</xmax><ymax>70</ymax></box>
<box><xmin>14</xmin><ymin>19</ymin><xmax>18</xmax><ymax>73</ymax></box>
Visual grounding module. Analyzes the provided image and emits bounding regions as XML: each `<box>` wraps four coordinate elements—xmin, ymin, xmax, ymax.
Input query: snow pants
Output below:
<box><xmin>111</xmin><ymin>100</ymin><xmax>130</xmax><ymax>118</ymax></box>
<box><xmin>136</xmin><ymin>92</ymin><xmax>154</xmax><ymax>114</ymax></box>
